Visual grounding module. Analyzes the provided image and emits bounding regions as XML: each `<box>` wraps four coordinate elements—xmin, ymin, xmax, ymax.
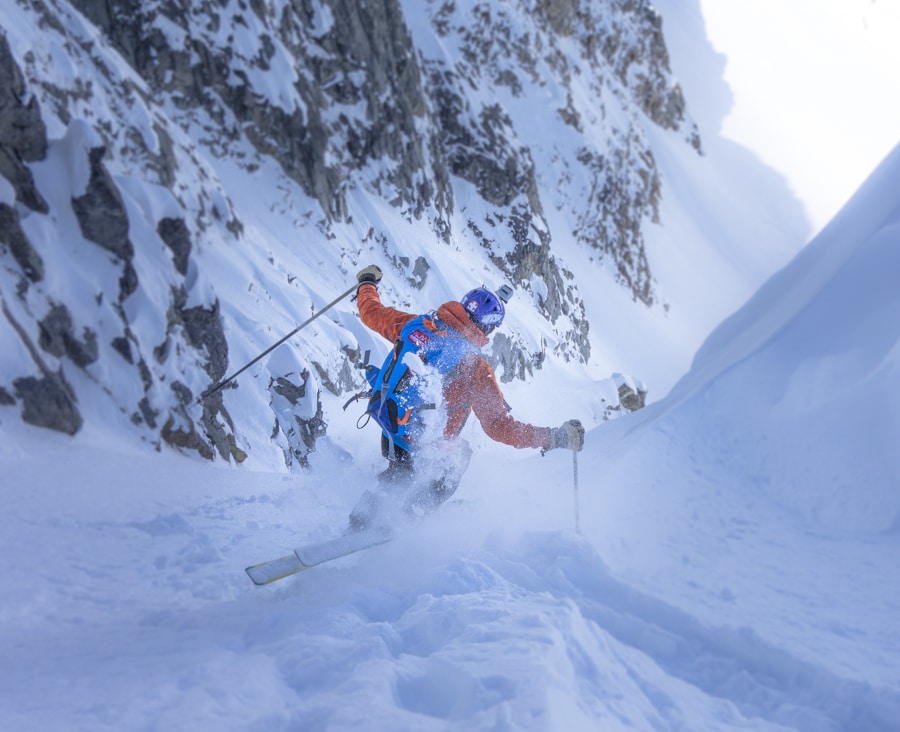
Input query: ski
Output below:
<box><xmin>245</xmin><ymin>529</ymin><xmax>392</xmax><ymax>585</ymax></box>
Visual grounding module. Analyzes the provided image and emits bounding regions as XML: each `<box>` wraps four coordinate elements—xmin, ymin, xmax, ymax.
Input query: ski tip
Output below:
<box><xmin>245</xmin><ymin>565</ymin><xmax>273</xmax><ymax>586</ymax></box>
<box><xmin>245</xmin><ymin>553</ymin><xmax>305</xmax><ymax>585</ymax></box>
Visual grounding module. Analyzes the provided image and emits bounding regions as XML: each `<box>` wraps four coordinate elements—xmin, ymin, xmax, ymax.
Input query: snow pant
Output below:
<box><xmin>347</xmin><ymin>434</ymin><xmax>471</xmax><ymax>532</ymax></box>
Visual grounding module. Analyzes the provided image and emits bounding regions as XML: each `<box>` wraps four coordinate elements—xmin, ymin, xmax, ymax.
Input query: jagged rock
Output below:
<box><xmin>0</xmin><ymin>145</ymin><xmax>49</xmax><ymax>214</ymax></box>
<box><xmin>161</xmin><ymin>413</ymin><xmax>214</xmax><ymax>460</ymax></box>
<box><xmin>118</xmin><ymin>261</ymin><xmax>139</xmax><ymax>301</ymax></box>
<box><xmin>71</xmin><ymin>0</ymin><xmax>446</xmax><ymax>222</ymax></box>
<box><xmin>2</xmin><ymin>294</ymin><xmax>83</xmax><ymax>434</ymax></box>
<box><xmin>71</xmin><ymin>145</ymin><xmax>134</xmax><ymax>262</ymax></box>
<box><xmin>0</xmin><ymin>34</ymin><xmax>49</xmax><ymax>213</ymax></box>
<box><xmin>136</xmin><ymin>395</ymin><xmax>157</xmax><ymax>429</ymax></box>
<box><xmin>270</xmin><ymin>370</ymin><xmax>326</xmax><ymax>468</ymax></box>
<box><xmin>176</xmin><ymin>298</ymin><xmax>229</xmax><ymax>383</ymax></box>
<box><xmin>38</xmin><ymin>303</ymin><xmax>99</xmax><ymax>368</ymax></box>
<box><xmin>408</xmin><ymin>256</ymin><xmax>429</xmax><ymax>289</ymax></box>
<box><xmin>388</xmin><ymin>255</ymin><xmax>431</xmax><ymax>291</ymax></box>
<box><xmin>111</xmin><ymin>335</ymin><xmax>133</xmax><ymax>363</ymax></box>
<box><xmin>535</xmin><ymin>0</ymin><xmax>579</xmax><ymax>36</ymax></box>
<box><xmin>58</xmin><ymin>0</ymin><xmax>688</xmax><ymax>357</ymax></box>
<box><xmin>2</xmin><ymin>0</ymin><xmax>699</xmax><ymax>463</ymax></box>
<box><xmin>163</xmin><ymin>287</ymin><xmax>229</xmax><ymax>385</ymax></box>
<box><xmin>592</xmin><ymin>373</ymin><xmax>648</xmax><ymax>422</ymax></box>
<box><xmin>490</xmin><ymin>331</ymin><xmax>545</xmax><ymax>383</ymax></box>
<box><xmin>431</xmin><ymin>0</ymin><xmax>695</xmax><ymax>308</ymax></box>
<box><xmin>0</xmin><ymin>202</ymin><xmax>44</xmax><ymax>281</ymax></box>
<box><xmin>161</xmin><ymin>381</ymin><xmax>235</xmax><ymax>461</ymax></box>
<box><xmin>614</xmin><ymin>373</ymin><xmax>648</xmax><ymax>412</ymax></box>
<box><xmin>157</xmin><ymin>216</ymin><xmax>192</xmax><ymax>275</ymax></box>
<box><xmin>574</xmin><ymin>144</ymin><xmax>658</xmax><ymax>305</ymax></box>
<box><xmin>13</xmin><ymin>372</ymin><xmax>83</xmax><ymax>435</ymax></box>
<box><xmin>312</xmin><ymin>350</ymin><xmax>359</xmax><ymax>397</ymax></box>
<box><xmin>201</xmin><ymin>406</ymin><xmax>237</xmax><ymax>462</ymax></box>
<box><xmin>0</xmin><ymin>32</ymin><xmax>48</xmax><ymax>162</ymax></box>
<box><xmin>156</xmin><ymin>324</ymin><xmax>241</xmax><ymax>461</ymax></box>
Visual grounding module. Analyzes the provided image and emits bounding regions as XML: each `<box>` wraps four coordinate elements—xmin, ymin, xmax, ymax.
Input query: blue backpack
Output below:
<box><xmin>364</xmin><ymin>312</ymin><xmax>474</xmax><ymax>451</ymax></box>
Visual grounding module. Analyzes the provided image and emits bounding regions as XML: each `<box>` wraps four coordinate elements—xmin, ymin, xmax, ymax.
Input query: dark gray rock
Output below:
<box><xmin>118</xmin><ymin>260</ymin><xmax>139</xmax><ymax>301</ymax></box>
<box><xmin>111</xmin><ymin>335</ymin><xmax>133</xmax><ymax>363</ymax></box>
<box><xmin>136</xmin><ymin>395</ymin><xmax>157</xmax><ymax>429</ymax></box>
<box><xmin>161</xmin><ymin>414</ymin><xmax>215</xmax><ymax>461</ymax></box>
<box><xmin>0</xmin><ymin>145</ymin><xmax>49</xmax><ymax>214</ymax></box>
<box><xmin>13</xmin><ymin>372</ymin><xmax>83</xmax><ymax>435</ymax></box>
<box><xmin>410</xmin><ymin>256</ymin><xmax>429</xmax><ymax>289</ymax></box>
<box><xmin>160</xmin><ymin>380</ymin><xmax>215</xmax><ymax>460</ymax></box>
<box><xmin>157</xmin><ymin>216</ymin><xmax>192</xmax><ymax>275</ymax></box>
<box><xmin>2</xmin><ymin>295</ymin><xmax>83</xmax><ymax>434</ymax></box>
<box><xmin>71</xmin><ymin>146</ymin><xmax>134</xmax><ymax>261</ymax></box>
<box><xmin>172</xmin><ymin>290</ymin><xmax>229</xmax><ymax>383</ymax></box>
<box><xmin>0</xmin><ymin>32</ymin><xmax>48</xmax><ymax>162</ymax></box>
<box><xmin>38</xmin><ymin>303</ymin><xmax>99</xmax><ymax>368</ymax></box>
<box><xmin>0</xmin><ymin>34</ymin><xmax>49</xmax><ymax>213</ymax></box>
<box><xmin>0</xmin><ymin>202</ymin><xmax>44</xmax><ymax>281</ymax></box>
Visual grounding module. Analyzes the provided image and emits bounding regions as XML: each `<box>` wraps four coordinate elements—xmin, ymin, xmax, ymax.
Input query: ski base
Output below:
<box><xmin>246</xmin><ymin>529</ymin><xmax>392</xmax><ymax>585</ymax></box>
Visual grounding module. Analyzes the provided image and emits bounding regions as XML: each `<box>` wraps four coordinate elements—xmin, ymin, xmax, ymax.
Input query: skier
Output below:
<box><xmin>348</xmin><ymin>264</ymin><xmax>584</xmax><ymax>531</ymax></box>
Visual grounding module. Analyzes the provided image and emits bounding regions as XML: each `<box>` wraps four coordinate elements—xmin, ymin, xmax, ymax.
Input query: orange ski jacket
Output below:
<box><xmin>357</xmin><ymin>283</ymin><xmax>551</xmax><ymax>450</ymax></box>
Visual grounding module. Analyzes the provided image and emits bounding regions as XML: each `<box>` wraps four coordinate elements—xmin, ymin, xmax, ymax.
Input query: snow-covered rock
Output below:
<box><xmin>0</xmin><ymin>0</ymin><xmax>803</xmax><ymax>467</ymax></box>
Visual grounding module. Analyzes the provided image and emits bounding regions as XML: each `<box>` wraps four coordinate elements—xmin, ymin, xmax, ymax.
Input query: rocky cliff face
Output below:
<box><xmin>0</xmin><ymin>0</ymin><xmax>697</xmax><ymax>465</ymax></box>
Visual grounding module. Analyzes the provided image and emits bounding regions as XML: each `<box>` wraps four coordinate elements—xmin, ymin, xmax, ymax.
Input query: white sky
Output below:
<box><xmin>699</xmin><ymin>0</ymin><xmax>900</xmax><ymax>236</ymax></box>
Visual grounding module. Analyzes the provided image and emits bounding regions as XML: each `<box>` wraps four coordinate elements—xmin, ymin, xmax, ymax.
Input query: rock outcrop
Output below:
<box><xmin>0</xmin><ymin>0</ymin><xmax>699</xmax><ymax>465</ymax></box>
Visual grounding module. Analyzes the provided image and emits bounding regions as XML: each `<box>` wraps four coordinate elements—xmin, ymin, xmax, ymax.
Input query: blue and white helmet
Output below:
<box><xmin>461</xmin><ymin>286</ymin><xmax>507</xmax><ymax>333</ymax></box>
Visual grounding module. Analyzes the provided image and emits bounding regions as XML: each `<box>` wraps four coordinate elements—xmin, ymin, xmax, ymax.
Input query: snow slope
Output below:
<box><xmin>1</xmin><ymin>150</ymin><xmax>898</xmax><ymax>731</ymax></box>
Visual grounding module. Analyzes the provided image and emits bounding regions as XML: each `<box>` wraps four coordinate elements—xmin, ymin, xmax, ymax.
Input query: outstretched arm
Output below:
<box><xmin>356</xmin><ymin>282</ymin><xmax>415</xmax><ymax>343</ymax></box>
<box><xmin>466</xmin><ymin>359</ymin><xmax>552</xmax><ymax>450</ymax></box>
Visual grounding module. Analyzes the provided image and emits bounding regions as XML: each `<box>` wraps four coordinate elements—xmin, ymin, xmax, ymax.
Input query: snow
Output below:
<box><xmin>3</xmin><ymin>1</ymin><xmax>900</xmax><ymax>729</ymax></box>
<box><xmin>3</xmin><ymin>144</ymin><xmax>900</xmax><ymax>731</ymax></box>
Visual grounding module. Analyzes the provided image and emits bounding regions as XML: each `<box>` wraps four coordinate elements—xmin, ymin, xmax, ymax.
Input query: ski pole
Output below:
<box><xmin>573</xmin><ymin>450</ymin><xmax>581</xmax><ymax>535</ymax></box>
<box><xmin>198</xmin><ymin>282</ymin><xmax>359</xmax><ymax>402</ymax></box>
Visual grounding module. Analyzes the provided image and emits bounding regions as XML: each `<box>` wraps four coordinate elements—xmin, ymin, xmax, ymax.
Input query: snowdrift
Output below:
<box><xmin>650</xmin><ymin>141</ymin><xmax>900</xmax><ymax>532</ymax></box>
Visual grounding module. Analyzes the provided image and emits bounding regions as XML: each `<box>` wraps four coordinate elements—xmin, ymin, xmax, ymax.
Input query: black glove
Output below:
<box><xmin>548</xmin><ymin>419</ymin><xmax>584</xmax><ymax>452</ymax></box>
<box><xmin>356</xmin><ymin>264</ymin><xmax>383</xmax><ymax>288</ymax></box>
